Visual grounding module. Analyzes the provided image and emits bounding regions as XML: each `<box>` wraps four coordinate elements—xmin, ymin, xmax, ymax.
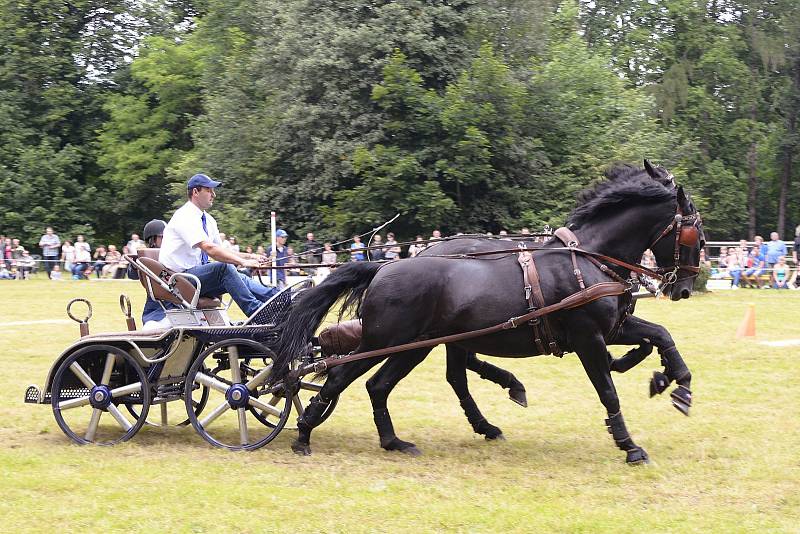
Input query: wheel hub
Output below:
<box><xmin>89</xmin><ymin>384</ymin><xmax>113</xmax><ymax>409</ymax></box>
<box><xmin>226</xmin><ymin>383</ymin><xmax>250</xmax><ymax>409</ymax></box>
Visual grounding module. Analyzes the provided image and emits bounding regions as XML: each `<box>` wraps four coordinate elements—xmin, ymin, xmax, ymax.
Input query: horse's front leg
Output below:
<box><xmin>574</xmin><ymin>329</ymin><xmax>649</xmax><ymax>465</ymax></box>
<box><xmin>446</xmin><ymin>345</ymin><xmax>504</xmax><ymax>440</ymax></box>
<box><xmin>613</xmin><ymin>316</ymin><xmax>693</xmax><ymax>416</ymax></box>
<box><xmin>464</xmin><ymin>350</ymin><xmax>528</xmax><ymax>407</ymax></box>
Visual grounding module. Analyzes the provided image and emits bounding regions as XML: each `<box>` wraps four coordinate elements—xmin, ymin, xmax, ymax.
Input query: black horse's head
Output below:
<box><xmin>643</xmin><ymin>160</ymin><xmax>705</xmax><ymax>301</ymax></box>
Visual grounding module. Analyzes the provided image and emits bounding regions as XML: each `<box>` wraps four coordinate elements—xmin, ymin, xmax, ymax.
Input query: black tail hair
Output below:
<box><xmin>269</xmin><ymin>262</ymin><xmax>382</xmax><ymax>383</ymax></box>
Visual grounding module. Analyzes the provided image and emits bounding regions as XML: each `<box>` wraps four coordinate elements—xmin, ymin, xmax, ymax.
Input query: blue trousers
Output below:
<box><xmin>185</xmin><ymin>262</ymin><xmax>279</xmax><ymax>316</ymax></box>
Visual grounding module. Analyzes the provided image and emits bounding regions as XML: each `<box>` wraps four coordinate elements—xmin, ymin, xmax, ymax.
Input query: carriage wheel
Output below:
<box><xmin>252</xmin><ymin>368</ymin><xmax>339</xmax><ymax>430</ymax></box>
<box><xmin>184</xmin><ymin>339</ymin><xmax>291</xmax><ymax>451</ymax></box>
<box><xmin>51</xmin><ymin>344</ymin><xmax>150</xmax><ymax>445</ymax></box>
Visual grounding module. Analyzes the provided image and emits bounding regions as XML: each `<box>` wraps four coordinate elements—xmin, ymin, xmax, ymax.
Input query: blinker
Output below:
<box><xmin>679</xmin><ymin>226</ymin><xmax>699</xmax><ymax>247</ymax></box>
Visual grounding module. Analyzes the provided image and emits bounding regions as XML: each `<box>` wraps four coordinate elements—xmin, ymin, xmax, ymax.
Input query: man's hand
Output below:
<box><xmin>241</xmin><ymin>258</ymin><xmax>268</xmax><ymax>269</ymax></box>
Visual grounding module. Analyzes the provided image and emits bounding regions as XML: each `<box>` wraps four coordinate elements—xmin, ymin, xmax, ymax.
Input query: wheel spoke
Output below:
<box><xmin>194</xmin><ymin>372</ymin><xmax>230</xmax><ymax>395</ymax></box>
<box><xmin>199</xmin><ymin>401</ymin><xmax>230</xmax><ymax>428</ymax></box>
<box><xmin>107</xmin><ymin>404</ymin><xmax>133</xmax><ymax>431</ymax></box>
<box><xmin>237</xmin><ymin>408</ymin><xmax>249</xmax><ymax>445</ymax></box>
<box><xmin>111</xmin><ymin>382</ymin><xmax>142</xmax><ymax>398</ymax></box>
<box><xmin>299</xmin><ymin>380</ymin><xmax>322</xmax><ymax>393</ymax></box>
<box><xmin>245</xmin><ymin>364</ymin><xmax>273</xmax><ymax>390</ymax></box>
<box><xmin>84</xmin><ymin>408</ymin><xmax>102</xmax><ymax>441</ymax></box>
<box><xmin>100</xmin><ymin>352</ymin><xmax>116</xmax><ymax>385</ymax></box>
<box><xmin>228</xmin><ymin>346</ymin><xmax>242</xmax><ymax>383</ymax></box>
<box><xmin>69</xmin><ymin>362</ymin><xmax>96</xmax><ymax>389</ymax></box>
<box><xmin>292</xmin><ymin>395</ymin><xmax>304</xmax><ymax>416</ymax></box>
<box><xmin>58</xmin><ymin>395</ymin><xmax>91</xmax><ymax>410</ymax></box>
<box><xmin>248</xmin><ymin>396</ymin><xmax>282</xmax><ymax>418</ymax></box>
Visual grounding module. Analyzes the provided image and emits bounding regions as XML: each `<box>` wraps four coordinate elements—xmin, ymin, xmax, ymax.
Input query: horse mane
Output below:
<box><xmin>567</xmin><ymin>164</ymin><xmax>675</xmax><ymax>228</ymax></box>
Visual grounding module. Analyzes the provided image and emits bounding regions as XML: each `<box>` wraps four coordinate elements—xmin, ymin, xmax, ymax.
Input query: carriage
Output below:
<box><xmin>23</xmin><ymin>249</ymin><xmax>338</xmax><ymax>451</ymax></box>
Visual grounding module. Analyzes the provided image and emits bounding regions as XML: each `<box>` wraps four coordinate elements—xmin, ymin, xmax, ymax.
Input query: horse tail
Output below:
<box><xmin>270</xmin><ymin>262</ymin><xmax>382</xmax><ymax>383</ymax></box>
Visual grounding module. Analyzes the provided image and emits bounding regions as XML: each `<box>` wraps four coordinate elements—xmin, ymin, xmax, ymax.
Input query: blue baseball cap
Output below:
<box><xmin>276</xmin><ymin>229</ymin><xmax>288</xmax><ymax>238</ymax></box>
<box><xmin>187</xmin><ymin>174</ymin><xmax>222</xmax><ymax>190</ymax></box>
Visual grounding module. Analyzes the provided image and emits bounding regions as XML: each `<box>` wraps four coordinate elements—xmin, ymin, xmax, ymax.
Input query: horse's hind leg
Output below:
<box><xmin>447</xmin><ymin>346</ymin><xmax>504</xmax><ymax>440</ymax></box>
<box><xmin>292</xmin><ymin>356</ymin><xmax>385</xmax><ymax>456</ymax></box>
<box><xmin>613</xmin><ymin>316</ymin><xmax>693</xmax><ymax>415</ymax></box>
<box><xmin>464</xmin><ymin>350</ymin><xmax>528</xmax><ymax>407</ymax></box>
<box><xmin>365</xmin><ymin>348</ymin><xmax>432</xmax><ymax>456</ymax></box>
<box><xmin>574</xmin><ymin>329</ymin><xmax>649</xmax><ymax>465</ymax></box>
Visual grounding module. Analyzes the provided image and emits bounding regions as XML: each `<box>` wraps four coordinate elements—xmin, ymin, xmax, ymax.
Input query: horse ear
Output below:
<box><xmin>677</xmin><ymin>185</ymin><xmax>688</xmax><ymax>210</ymax></box>
<box><xmin>644</xmin><ymin>159</ymin><xmax>657</xmax><ymax>179</ymax></box>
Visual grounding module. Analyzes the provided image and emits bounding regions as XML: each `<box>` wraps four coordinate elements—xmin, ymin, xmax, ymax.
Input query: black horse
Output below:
<box><xmin>272</xmin><ymin>162</ymin><xmax>704</xmax><ymax>464</ymax></box>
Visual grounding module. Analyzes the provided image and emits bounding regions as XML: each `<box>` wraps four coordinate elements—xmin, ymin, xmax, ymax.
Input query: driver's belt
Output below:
<box><xmin>517</xmin><ymin>250</ymin><xmax>562</xmax><ymax>356</ymax></box>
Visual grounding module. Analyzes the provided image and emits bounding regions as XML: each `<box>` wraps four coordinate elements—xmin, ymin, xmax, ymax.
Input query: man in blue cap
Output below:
<box><xmin>160</xmin><ymin>174</ymin><xmax>279</xmax><ymax>317</ymax></box>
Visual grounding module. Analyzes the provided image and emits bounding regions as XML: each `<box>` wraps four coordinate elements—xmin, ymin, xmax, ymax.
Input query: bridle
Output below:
<box><xmin>647</xmin><ymin>203</ymin><xmax>703</xmax><ymax>287</ymax></box>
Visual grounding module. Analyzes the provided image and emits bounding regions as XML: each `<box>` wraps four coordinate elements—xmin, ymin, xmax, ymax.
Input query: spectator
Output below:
<box><xmin>11</xmin><ymin>238</ymin><xmax>24</xmax><ymax>261</ymax></box>
<box><xmin>765</xmin><ymin>232</ymin><xmax>787</xmax><ymax>269</ymax></box>
<box><xmin>219</xmin><ymin>232</ymin><xmax>231</xmax><ymax>250</ymax></box>
<box><xmin>725</xmin><ymin>247</ymin><xmax>742</xmax><ymax>288</ymax></box>
<box><xmin>754</xmin><ymin>235</ymin><xmax>768</xmax><ymax>257</ymax></box>
<box><xmin>408</xmin><ymin>235</ymin><xmax>426</xmax><ymax>257</ymax></box>
<box><xmin>38</xmin><ymin>227</ymin><xmax>61</xmax><ymax>279</ymax></box>
<box><xmin>17</xmin><ymin>250</ymin><xmax>35</xmax><ymax>279</ymax></box>
<box><xmin>431</xmin><ymin>229</ymin><xmax>442</xmax><ymax>240</ymax></box>
<box><xmin>349</xmin><ymin>235</ymin><xmax>365</xmax><ymax>261</ymax></box>
<box><xmin>0</xmin><ymin>263</ymin><xmax>12</xmax><ymax>280</ymax></box>
<box><xmin>269</xmin><ymin>229</ymin><xmax>289</xmax><ymax>289</ymax></box>
<box><xmin>772</xmin><ymin>256</ymin><xmax>791</xmax><ymax>289</ymax></box>
<box><xmin>741</xmin><ymin>248</ymin><xmax>766</xmax><ymax>288</ymax></box>
<box><xmin>72</xmin><ymin>236</ymin><xmax>92</xmax><ymax>279</ymax></box>
<box><xmin>286</xmin><ymin>246</ymin><xmax>302</xmax><ymax>275</ymax></box>
<box><xmin>115</xmin><ymin>246</ymin><xmax>131</xmax><ymax>279</ymax></box>
<box><xmin>793</xmin><ymin>225</ymin><xmax>800</xmax><ymax>266</ymax></box>
<box><xmin>321</xmin><ymin>243</ymin><xmax>337</xmax><ymax>265</ymax></box>
<box><xmin>384</xmin><ymin>232</ymin><xmax>401</xmax><ymax>261</ymax></box>
<box><xmin>301</xmin><ymin>232</ymin><xmax>322</xmax><ymax>266</ymax></box>
<box><xmin>50</xmin><ymin>264</ymin><xmax>63</xmax><ymax>281</ymax></box>
<box><xmin>61</xmin><ymin>240</ymin><xmax>75</xmax><ymax>274</ymax></box>
<box><xmin>126</xmin><ymin>233</ymin><xmax>144</xmax><ymax>254</ymax></box>
<box><xmin>228</xmin><ymin>236</ymin><xmax>240</xmax><ymax>253</ymax></box>
<box><xmin>102</xmin><ymin>244</ymin><xmax>122</xmax><ymax>278</ymax></box>
<box><xmin>3</xmin><ymin>237</ymin><xmax>12</xmax><ymax>268</ymax></box>
<box><xmin>371</xmin><ymin>234</ymin><xmax>385</xmax><ymax>261</ymax></box>
<box><xmin>520</xmin><ymin>228</ymin><xmax>531</xmax><ymax>235</ymax></box>
<box><xmin>92</xmin><ymin>246</ymin><xmax>107</xmax><ymax>278</ymax></box>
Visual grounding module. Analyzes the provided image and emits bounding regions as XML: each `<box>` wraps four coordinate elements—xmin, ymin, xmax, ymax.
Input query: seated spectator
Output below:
<box><xmin>126</xmin><ymin>233</ymin><xmax>144</xmax><ymax>254</ymax></box>
<box><xmin>11</xmin><ymin>238</ymin><xmax>24</xmax><ymax>262</ymax></box>
<box><xmin>793</xmin><ymin>225</ymin><xmax>800</xmax><ymax>267</ymax></box>
<box><xmin>301</xmin><ymin>232</ymin><xmax>322</xmax><ymax>266</ymax></box>
<box><xmin>741</xmin><ymin>248</ymin><xmax>766</xmax><ymax>288</ymax></box>
<box><xmin>16</xmin><ymin>250</ymin><xmax>35</xmax><ymax>279</ymax></box>
<box><xmin>71</xmin><ymin>235</ymin><xmax>92</xmax><ymax>279</ymax></box>
<box><xmin>0</xmin><ymin>264</ymin><xmax>13</xmax><ymax>280</ymax></box>
<box><xmin>725</xmin><ymin>247</ymin><xmax>742</xmax><ymax>288</ymax></box>
<box><xmin>50</xmin><ymin>264</ymin><xmax>63</xmax><ymax>281</ymax></box>
<box><xmin>102</xmin><ymin>245</ymin><xmax>122</xmax><ymax>278</ymax></box>
<box><xmin>114</xmin><ymin>246</ymin><xmax>131</xmax><ymax>278</ymax></box>
<box><xmin>772</xmin><ymin>256</ymin><xmax>791</xmax><ymax>289</ymax></box>
<box><xmin>228</xmin><ymin>236</ymin><xmax>240</xmax><ymax>253</ymax></box>
<box><xmin>61</xmin><ymin>240</ymin><xmax>75</xmax><ymax>273</ymax></box>
<box><xmin>92</xmin><ymin>246</ymin><xmax>107</xmax><ymax>278</ymax></box>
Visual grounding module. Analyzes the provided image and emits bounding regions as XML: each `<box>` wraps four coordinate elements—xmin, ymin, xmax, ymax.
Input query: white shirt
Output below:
<box><xmin>160</xmin><ymin>201</ymin><xmax>221</xmax><ymax>272</ymax></box>
<box><xmin>74</xmin><ymin>242</ymin><xmax>91</xmax><ymax>262</ymax></box>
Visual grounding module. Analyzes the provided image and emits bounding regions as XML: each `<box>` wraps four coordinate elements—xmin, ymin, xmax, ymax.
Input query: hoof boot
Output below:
<box><xmin>626</xmin><ymin>447</ymin><xmax>649</xmax><ymax>465</ymax></box>
<box><xmin>291</xmin><ymin>440</ymin><xmax>312</xmax><ymax>456</ymax></box>
<box><xmin>485</xmin><ymin>433</ymin><xmax>505</xmax><ymax>442</ymax></box>
<box><xmin>649</xmin><ymin>370</ymin><xmax>670</xmax><ymax>397</ymax></box>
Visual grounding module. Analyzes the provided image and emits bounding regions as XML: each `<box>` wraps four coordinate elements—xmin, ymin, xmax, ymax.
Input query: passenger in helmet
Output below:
<box><xmin>128</xmin><ymin>219</ymin><xmax>177</xmax><ymax>330</ymax></box>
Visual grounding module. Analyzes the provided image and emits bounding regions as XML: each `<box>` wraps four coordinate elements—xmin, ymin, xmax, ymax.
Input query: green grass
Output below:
<box><xmin>1</xmin><ymin>280</ymin><xmax>798</xmax><ymax>532</ymax></box>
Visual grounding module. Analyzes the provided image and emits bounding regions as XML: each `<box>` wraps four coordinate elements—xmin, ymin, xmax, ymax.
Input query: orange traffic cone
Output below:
<box><xmin>735</xmin><ymin>303</ymin><xmax>756</xmax><ymax>338</ymax></box>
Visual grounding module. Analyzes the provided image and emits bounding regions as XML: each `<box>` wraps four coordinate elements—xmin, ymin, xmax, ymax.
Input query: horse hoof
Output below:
<box><xmin>670</xmin><ymin>386</ymin><xmax>692</xmax><ymax>416</ymax></box>
<box><xmin>649</xmin><ymin>371</ymin><xmax>669</xmax><ymax>397</ymax></box>
<box><xmin>401</xmin><ymin>445</ymin><xmax>423</xmax><ymax>457</ymax></box>
<box><xmin>509</xmin><ymin>388</ymin><xmax>528</xmax><ymax>407</ymax></box>
<box><xmin>626</xmin><ymin>447</ymin><xmax>649</xmax><ymax>465</ymax></box>
<box><xmin>485</xmin><ymin>433</ymin><xmax>505</xmax><ymax>442</ymax></box>
<box><xmin>291</xmin><ymin>440</ymin><xmax>312</xmax><ymax>456</ymax></box>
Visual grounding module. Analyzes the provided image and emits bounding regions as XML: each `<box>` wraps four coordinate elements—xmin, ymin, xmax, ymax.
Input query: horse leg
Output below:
<box><xmin>292</xmin><ymin>357</ymin><xmax>385</xmax><ymax>456</ymax></box>
<box><xmin>464</xmin><ymin>350</ymin><xmax>528</xmax><ymax>407</ymax></box>
<box><xmin>365</xmin><ymin>348</ymin><xmax>432</xmax><ymax>456</ymax></box>
<box><xmin>613</xmin><ymin>316</ymin><xmax>693</xmax><ymax>415</ymax></box>
<box><xmin>574</xmin><ymin>331</ymin><xmax>649</xmax><ymax>465</ymax></box>
<box><xmin>446</xmin><ymin>345</ymin><xmax>504</xmax><ymax>440</ymax></box>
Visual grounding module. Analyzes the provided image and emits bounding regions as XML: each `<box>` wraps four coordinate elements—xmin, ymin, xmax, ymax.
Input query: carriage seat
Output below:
<box><xmin>135</xmin><ymin>249</ymin><xmax>222</xmax><ymax>309</ymax></box>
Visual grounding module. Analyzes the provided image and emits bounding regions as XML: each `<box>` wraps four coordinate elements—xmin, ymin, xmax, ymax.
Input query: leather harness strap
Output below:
<box><xmin>517</xmin><ymin>249</ymin><xmax>561</xmax><ymax>355</ymax></box>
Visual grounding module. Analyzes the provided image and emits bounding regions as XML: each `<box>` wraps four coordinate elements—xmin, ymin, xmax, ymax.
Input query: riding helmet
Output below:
<box><xmin>143</xmin><ymin>219</ymin><xmax>167</xmax><ymax>242</ymax></box>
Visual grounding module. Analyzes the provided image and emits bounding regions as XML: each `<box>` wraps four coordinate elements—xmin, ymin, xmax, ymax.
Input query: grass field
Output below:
<box><xmin>1</xmin><ymin>279</ymin><xmax>798</xmax><ymax>532</ymax></box>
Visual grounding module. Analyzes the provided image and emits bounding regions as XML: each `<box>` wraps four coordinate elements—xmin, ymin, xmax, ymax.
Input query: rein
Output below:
<box><xmin>292</xmin><ymin>281</ymin><xmax>627</xmax><ymax>378</ymax></box>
